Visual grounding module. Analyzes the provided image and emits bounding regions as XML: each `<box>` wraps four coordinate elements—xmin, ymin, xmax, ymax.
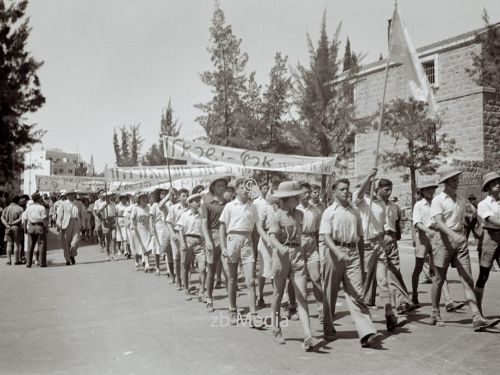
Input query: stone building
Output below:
<box><xmin>352</xmin><ymin>24</ymin><xmax>500</xmax><ymax>207</ymax></box>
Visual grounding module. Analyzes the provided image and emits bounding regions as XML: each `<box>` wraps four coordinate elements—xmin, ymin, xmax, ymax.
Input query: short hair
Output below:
<box><xmin>377</xmin><ymin>178</ymin><xmax>393</xmax><ymax>189</ymax></box>
<box><xmin>192</xmin><ymin>185</ymin><xmax>205</xmax><ymax>195</ymax></box>
<box><xmin>234</xmin><ymin>177</ymin><xmax>246</xmax><ymax>188</ymax></box>
<box><xmin>332</xmin><ymin>178</ymin><xmax>350</xmax><ymax>190</ymax></box>
<box><xmin>178</xmin><ymin>188</ymin><xmax>189</xmax><ymax>196</ymax></box>
<box><xmin>311</xmin><ymin>184</ymin><xmax>321</xmax><ymax>191</ymax></box>
<box><xmin>300</xmin><ymin>181</ymin><xmax>311</xmax><ymax>190</ymax></box>
<box><xmin>11</xmin><ymin>195</ymin><xmax>20</xmax><ymax>204</ymax></box>
<box><xmin>259</xmin><ymin>181</ymin><xmax>268</xmax><ymax>190</ymax></box>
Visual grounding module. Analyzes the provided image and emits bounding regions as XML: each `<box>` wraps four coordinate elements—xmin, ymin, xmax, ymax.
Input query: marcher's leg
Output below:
<box><xmin>306</xmin><ymin>259</ymin><xmax>323</xmax><ymax>318</ymax></box>
<box><xmin>242</xmin><ymin>261</ymin><xmax>257</xmax><ymax>314</ymax></box>
<box><xmin>290</xmin><ymin>276</ymin><xmax>313</xmax><ymax>343</ymax></box>
<box><xmin>322</xmin><ymin>247</ymin><xmax>343</xmax><ymax>338</ymax></box>
<box><xmin>271</xmin><ymin>274</ymin><xmax>287</xmax><ymax>343</ymax></box>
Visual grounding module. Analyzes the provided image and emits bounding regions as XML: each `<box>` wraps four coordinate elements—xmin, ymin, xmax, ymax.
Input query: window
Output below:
<box><xmin>422</xmin><ymin>61</ymin><xmax>435</xmax><ymax>84</ymax></box>
<box><xmin>68</xmin><ymin>169</ymin><xmax>73</xmax><ymax>174</ymax></box>
<box><xmin>420</xmin><ymin>54</ymin><xmax>438</xmax><ymax>87</ymax></box>
<box><xmin>59</xmin><ymin>168</ymin><xmax>64</xmax><ymax>173</ymax></box>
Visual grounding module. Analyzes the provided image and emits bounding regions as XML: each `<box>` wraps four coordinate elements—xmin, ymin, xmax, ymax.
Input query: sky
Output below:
<box><xmin>24</xmin><ymin>0</ymin><xmax>500</xmax><ymax>172</ymax></box>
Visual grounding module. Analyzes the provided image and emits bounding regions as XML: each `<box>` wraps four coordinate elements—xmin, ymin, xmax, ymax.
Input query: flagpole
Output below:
<box><xmin>162</xmin><ymin>135</ymin><xmax>174</xmax><ymax>190</ymax></box>
<box><xmin>364</xmin><ymin>45</ymin><xmax>391</xmax><ymax>240</ymax></box>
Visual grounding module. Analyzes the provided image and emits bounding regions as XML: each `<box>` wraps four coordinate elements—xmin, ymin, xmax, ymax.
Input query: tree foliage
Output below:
<box><xmin>380</xmin><ymin>98</ymin><xmax>456</xmax><ymax>206</ymax></box>
<box><xmin>142</xmin><ymin>100</ymin><xmax>183</xmax><ymax>166</ymax></box>
<box><xmin>195</xmin><ymin>1</ymin><xmax>249</xmax><ymax>146</ymax></box>
<box><xmin>0</xmin><ymin>0</ymin><xmax>46</xmax><ymax>182</ymax></box>
<box><xmin>112</xmin><ymin>124</ymin><xmax>142</xmax><ymax>167</ymax></box>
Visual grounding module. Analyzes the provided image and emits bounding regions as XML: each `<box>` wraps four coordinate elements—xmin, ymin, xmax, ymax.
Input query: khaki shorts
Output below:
<box><xmin>301</xmin><ymin>234</ymin><xmax>320</xmax><ymax>263</ymax></box>
<box><xmin>183</xmin><ymin>236</ymin><xmax>206</xmax><ymax>265</ymax></box>
<box><xmin>271</xmin><ymin>245</ymin><xmax>306</xmax><ymax>280</ymax></box>
<box><xmin>431</xmin><ymin>231</ymin><xmax>470</xmax><ymax>269</ymax></box>
<box><xmin>206</xmin><ymin>229</ymin><xmax>222</xmax><ymax>264</ymax></box>
<box><xmin>480</xmin><ymin>228</ymin><xmax>500</xmax><ymax>268</ymax></box>
<box><xmin>257</xmin><ymin>237</ymin><xmax>273</xmax><ymax>278</ymax></box>
<box><xmin>226</xmin><ymin>233</ymin><xmax>254</xmax><ymax>265</ymax></box>
<box><xmin>415</xmin><ymin>230</ymin><xmax>432</xmax><ymax>259</ymax></box>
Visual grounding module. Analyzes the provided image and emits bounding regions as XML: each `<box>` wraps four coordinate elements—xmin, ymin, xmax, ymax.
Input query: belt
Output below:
<box><xmin>284</xmin><ymin>243</ymin><xmax>300</xmax><ymax>247</ymax></box>
<box><xmin>185</xmin><ymin>234</ymin><xmax>202</xmax><ymax>239</ymax></box>
<box><xmin>30</xmin><ymin>222</ymin><xmax>44</xmax><ymax>226</ymax></box>
<box><xmin>228</xmin><ymin>231</ymin><xmax>252</xmax><ymax>235</ymax></box>
<box><xmin>384</xmin><ymin>230</ymin><xmax>396</xmax><ymax>236</ymax></box>
<box><xmin>333</xmin><ymin>240</ymin><xmax>356</xmax><ymax>248</ymax></box>
<box><xmin>302</xmin><ymin>232</ymin><xmax>317</xmax><ymax>236</ymax></box>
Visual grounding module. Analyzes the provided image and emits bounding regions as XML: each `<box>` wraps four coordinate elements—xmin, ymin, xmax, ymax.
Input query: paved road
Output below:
<box><xmin>1</xmin><ymin>230</ymin><xmax>499</xmax><ymax>375</ymax></box>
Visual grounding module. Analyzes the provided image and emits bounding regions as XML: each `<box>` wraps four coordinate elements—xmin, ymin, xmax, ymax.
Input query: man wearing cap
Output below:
<box><xmin>352</xmin><ymin>169</ymin><xmax>407</xmax><ymax>331</ymax></box>
<box><xmin>429</xmin><ymin>169</ymin><xmax>499</xmax><ymax>330</ymax></box>
<box><xmin>219</xmin><ymin>177</ymin><xmax>260</xmax><ymax>326</ymax></box>
<box><xmin>320</xmin><ymin>178</ymin><xmax>383</xmax><ymax>348</ymax></box>
<box><xmin>97</xmin><ymin>192</ymin><xmax>118</xmax><ymax>261</ymax></box>
<box><xmin>296</xmin><ymin>181</ymin><xmax>324</xmax><ymax>322</ymax></box>
<box><xmin>411</xmin><ymin>181</ymin><xmax>465</xmax><ymax>311</ymax></box>
<box><xmin>178</xmin><ymin>193</ymin><xmax>206</xmax><ymax>301</ymax></box>
<box><xmin>201</xmin><ymin>176</ymin><xmax>230</xmax><ymax>312</ymax></box>
<box><xmin>57</xmin><ymin>191</ymin><xmax>83</xmax><ymax>265</ymax></box>
<box><xmin>475</xmin><ymin>172</ymin><xmax>500</xmax><ymax>313</ymax></box>
<box><xmin>24</xmin><ymin>192</ymin><xmax>48</xmax><ymax>268</ymax></box>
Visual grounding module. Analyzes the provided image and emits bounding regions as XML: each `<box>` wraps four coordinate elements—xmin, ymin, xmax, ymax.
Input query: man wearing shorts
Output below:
<box><xmin>219</xmin><ymin>177</ymin><xmax>260</xmax><ymax>326</ymax></box>
<box><xmin>429</xmin><ymin>169</ymin><xmax>499</xmax><ymax>330</ymax></box>
<box><xmin>167</xmin><ymin>188</ymin><xmax>188</xmax><ymax>290</ymax></box>
<box><xmin>475</xmin><ymin>172</ymin><xmax>500</xmax><ymax>314</ymax></box>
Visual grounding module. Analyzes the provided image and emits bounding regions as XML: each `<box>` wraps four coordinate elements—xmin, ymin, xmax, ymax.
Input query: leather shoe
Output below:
<box><xmin>386</xmin><ymin>314</ymin><xmax>407</xmax><ymax>332</ymax></box>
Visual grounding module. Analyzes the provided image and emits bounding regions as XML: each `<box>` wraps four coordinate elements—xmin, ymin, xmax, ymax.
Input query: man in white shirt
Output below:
<box><xmin>429</xmin><ymin>169</ymin><xmax>499</xmax><ymax>331</ymax></box>
<box><xmin>475</xmin><ymin>172</ymin><xmax>500</xmax><ymax>313</ymax></box>
<box><xmin>220</xmin><ymin>177</ymin><xmax>260</xmax><ymax>326</ymax></box>
<box><xmin>57</xmin><ymin>190</ymin><xmax>82</xmax><ymax>265</ymax></box>
<box><xmin>25</xmin><ymin>192</ymin><xmax>48</xmax><ymax>268</ymax></box>
<box><xmin>166</xmin><ymin>188</ymin><xmax>188</xmax><ymax>290</ymax></box>
<box><xmin>352</xmin><ymin>169</ymin><xmax>407</xmax><ymax>332</ymax></box>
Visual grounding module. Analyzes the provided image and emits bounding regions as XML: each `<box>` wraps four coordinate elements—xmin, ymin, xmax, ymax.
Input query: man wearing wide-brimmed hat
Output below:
<box><xmin>56</xmin><ymin>190</ymin><xmax>82</xmax><ymax>265</ymax></box>
<box><xmin>411</xmin><ymin>180</ymin><xmax>465</xmax><ymax>312</ymax></box>
<box><xmin>201</xmin><ymin>176</ymin><xmax>230</xmax><ymax>312</ymax></box>
<box><xmin>475</xmin><ymin>171</ymin><xmax>500</xmax><ymax>313</ymax></box>
<box><xmin>429</xmin><ymin>169</ymin><xmax>499</xmax><ymax>330</ymax></box>
<box><xmin>267</xmin><ymin>181</ymin><xmax>320</xmax><ymax>350</ymax></box>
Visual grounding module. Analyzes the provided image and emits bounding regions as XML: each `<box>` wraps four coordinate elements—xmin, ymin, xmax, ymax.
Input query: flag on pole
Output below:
<box><xmin>389</xmin><ymin>2</ymin><xmax>438</xmax><ymax>114</ymax></box>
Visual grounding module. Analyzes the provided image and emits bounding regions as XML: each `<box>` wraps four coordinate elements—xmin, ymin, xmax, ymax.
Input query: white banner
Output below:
<box><xmin>105</xmin><ymin>164</ymin><xmax>246</xmax><ymax>182</ymax></box>
<box><xmin>36</xmin><ymin>175</ymin><xmax>106</xmax><ymax>193</ymax></box>
<box><xmin>108</xmin><ymin>176</ymin><xmax>225</xmax><ymax>194</ymax></box>
<box><xmin>163</xmin><ymin>137</ymin><xmax>337</xmax><ymax>175</ymax></box>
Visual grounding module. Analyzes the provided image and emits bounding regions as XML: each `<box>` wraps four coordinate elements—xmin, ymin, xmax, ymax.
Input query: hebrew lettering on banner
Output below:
<box><xmin>36</xmin><ymin>175</ymin><xmax>106</xmax><ymax>193</ymax></box>
<box><xmin>163</xmin><ymin>137</ymin><xmax>337</xmax><ymax>175</ymax></box>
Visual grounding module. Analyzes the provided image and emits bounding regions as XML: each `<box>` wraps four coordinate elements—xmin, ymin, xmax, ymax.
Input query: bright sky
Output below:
<box><xmin>25</xmin><ymin>0</ymin><xmax>500</xmax><ymax>172</ymax></box>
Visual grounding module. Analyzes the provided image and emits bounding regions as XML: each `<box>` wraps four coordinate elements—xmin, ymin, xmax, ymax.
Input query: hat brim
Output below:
<box><xmin>438</xmin><ymin>170</ymin><xmax>462</xmax><ymax>184</ymax></box>
<box><xmin>482</xmin><ymin>175</ymin><xmax>500</xmax><ymax>192</ymax></box>
<box><xmin>417</xmin><ymin>184</ymin><xmax>438</xmax><ymax>191</ymax></box>
<box><xmin>209</xmin><ymin>176</ymin><xmax>230</xmax><ymax>192</ymax></box>
<box><xmin>272</xmin><ymin>187</ymin><xmax>307</xmax><ymax>199</ymax></box>
<box><xmin>186</xmin><ymin>193</ymin><xmax>202</xmax><ymax>203</ymax></box>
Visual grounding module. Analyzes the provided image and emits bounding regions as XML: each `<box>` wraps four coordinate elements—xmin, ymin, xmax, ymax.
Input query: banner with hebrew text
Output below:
<box><xmin>36</xmin><ymin>175</ymin><xmax>106</xmax><ymax>193</ymax></box>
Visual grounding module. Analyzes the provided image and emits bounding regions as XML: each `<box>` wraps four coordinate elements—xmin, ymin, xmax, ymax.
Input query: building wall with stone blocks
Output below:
<box><xmin>351</xmin><ymin>32</ymin><xmax>497</xmax><ymax>206</ymax></box>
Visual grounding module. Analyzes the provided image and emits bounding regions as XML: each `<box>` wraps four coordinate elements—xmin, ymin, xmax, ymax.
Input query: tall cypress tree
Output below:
<box><xmin>112</xmin><ymin>129</ymin><xmax>121</xmax><ymax>166</ymax></box>
<box><xmin>0</xmin><ymin>0</ymin><xmax>46</xmax><ymax>182</ymax></box>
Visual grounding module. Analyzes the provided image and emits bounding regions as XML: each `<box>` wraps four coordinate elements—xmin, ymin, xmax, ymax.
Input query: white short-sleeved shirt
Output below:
<box><xmin>319</xmin><ymin>201</ymin><xmax>362</xmax><ymax>243</ymax></box>
<box><xmin>477</xmin><ymin>196</ymin><xmax>500</xmax><ymax>230</ymax></box>
<box><xmin>258</xmin><ymin>200</ymin><xmax>276</xmax><ymax>232</ymax></box>
<box><xmin>352</xmin><ymin>191</ymin><xmax>386</xmax><ymax>239</ymax></box>
<box><xmin>25</xmin><ymin>203</ymin><xmax>47</xmax><ymax>223</ymax></box>
<box><xmin>219</xmin><ymin>198</ymin><xmax>258</xmax><ymax>232</ymax></box>
<box><xmin>296</xmin><ymin>203</ymin><xmax>321</xmax><ymax>233</ymax></box>
<box><xmin>150</xmin><ymin>202</ymin><xmax>167</xmax><ymax>226</ymax></box>
<box><xmin>430</xmin><ymin>191</ymin><xmax>465</xmax><ymax>231</ymax></box>
<box><xmin>412</xmin><ymin>199</ymin><xmax>432</xmax><ymax>228</ymax></box>
<box><xmin>177</xmin><ymin>210</ymin><xmax>203</xmax><ymax>236</ymax></box>
<box><xmin>166</xmin><ymin>203</ymin><xmax>188</xmax><ymax>226</ymax></box>
<box><xmin>385</xmin><ymin>201</ymin><xmax>400</xmax><ymax>232</ymax></box>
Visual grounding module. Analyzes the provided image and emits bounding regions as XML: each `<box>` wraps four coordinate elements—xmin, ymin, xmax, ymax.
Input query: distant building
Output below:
<box><xmin>351</xmin><ymin>24</ymin><xmax>500</xmax><ymax>206</ymax></box>
<box><xmin>21</xmin><ymin>148</ymin><xmax>80</xmax><ymax>195</ymax></box>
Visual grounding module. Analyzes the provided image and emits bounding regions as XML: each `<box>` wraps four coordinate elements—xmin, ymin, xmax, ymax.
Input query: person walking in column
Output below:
<box><xmin>1</xmin><ymin>196</ymin><xmax>24</xmax><ymax>265</ymax></box>
<box><xmin>178</xmin><ymin>193</ymin><xmax>207</xmax><ymax>302</ymax></box>
<box><xmin>296</xmin><ymin>182</ymin><xmax>324</xmax><ymax>323</ymax></box>
<box><xmin>167</xmin><ymin>188</ymin><xmax>189</xmax><ymax>289</ymax></box>
<box><xmin>97</xmin><ymin>192</ymin><xmax>118</xmax><ymax>261</ymax></box>
<box><xmin>465</xmin><ymin>194</ymin><xmax>480</xmax><ymax>242</ymax></box>
<box><xmin>219</xmin><ymin>177</ymin><xmax>261</xmax><ymax>327</ymax></box>
<box><xmin>149</xmin><ymin>189</ymin><xmax>170</xmax><ymax>276</ymax></box>
<box><xmin>116</xmin><ymin>193</ymin><xmax>131</xmax><ymax>258</ymax></box>
<box><xmin>475</xmin><ymin>172</ymin><xmax>500</xmax><ymax>314</ymax></box>
<box><xmin>267</xmin><ymin>181</ymin><xmax>321</xmax><ymax>350</ymax></box>
<box><xmin>25</xmin><ymin>192</ymin><xmax>48</xmax><ymax>268</ymax></box>
<box><xmin>320</xmin><ymin>178</ymin><xmax>383</xmax><ymax>348</ymax></box>
<box><xmin>93</xmin><ymin>190</ymin><xmax>106</xmax><ymax>250</ymax></box>
<box><xmin>411</xmin><ymin>181</ymin><xmax>465</xmax><ymax>311</ymax></box>
<box><xmin>429</xmin><ymin>169</ymin><xmax>499</xmax><ymax>330</ymax></box>
<box><xmin>130</xmin><ymin>192</ymin><xmax>153</xmax><ymax>272</ymax></box>
<box><xmin>201</xmin><ymin>176</ymin><xmax>230</xmax><ymax>313</ymax></box>
<box><xmin>353</xmin><ymin>169</ymin><xmax>407</xmax><ymax>332</ymax></box>
<box><xmin>56</xmin><ymin>190</ymin><xmax>81</xmax><ymax>265</ymax></box>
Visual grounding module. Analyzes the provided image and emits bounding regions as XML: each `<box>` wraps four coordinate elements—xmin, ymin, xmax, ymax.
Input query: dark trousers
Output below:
<box><xmin>27</xmin><ymin>230</ymin><xmax>47</xmax><ymax>267</ymax></box>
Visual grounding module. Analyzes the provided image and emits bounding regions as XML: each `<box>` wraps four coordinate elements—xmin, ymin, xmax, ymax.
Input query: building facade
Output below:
<box><xmin>352</xmin><ymin>26</ymin><xmax>500</xmax><ymax>206</ymax></box>
<box><xmin>21</xmin><ymin>148</ymin><xmax>80</xmax><ymax>195</ymax></box>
